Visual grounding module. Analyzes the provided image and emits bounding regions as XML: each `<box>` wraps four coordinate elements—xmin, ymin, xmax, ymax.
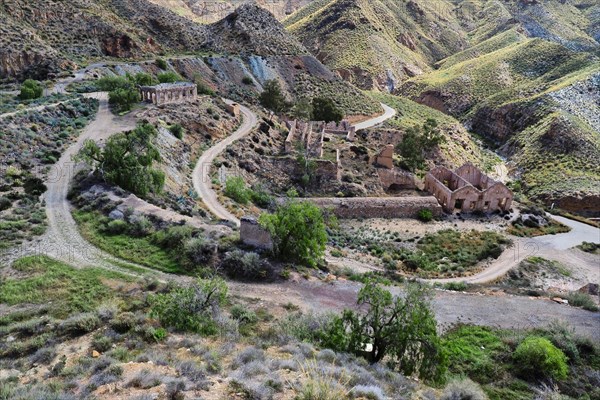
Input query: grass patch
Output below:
<box><xmin>0</xmin><ymin>256</ymin><xmax>132</xmax><ymax>318</ymax></box>
<box><xmin>73</xmin><ymin>210</ymin><xmax>182</xmax><ymax>274</ymax></box>
<box><xmin>507</xmin><ymin>220</ymin><xmax>571</xmax><ymax>237</ymax></box>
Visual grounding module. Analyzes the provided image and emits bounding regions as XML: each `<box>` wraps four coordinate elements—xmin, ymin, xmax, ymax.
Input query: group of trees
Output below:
<box><xmin>396</xmin><ymin>118</ymin><xmax>445</xmax><ymax>172</ymax></box>
<box><xmin>259</xmin><ymin>79</ymin><xmax>344</xmax><ymax>123</ymax></box>
<box><xmin>77</xmin><ymin>122</ymin><xmax>165</xmax><ymax>197</ymax></box>
<box><xmin>97</xmin><ymin>71</ymin><xmax>183</xmax><ymax>112</ymax></box>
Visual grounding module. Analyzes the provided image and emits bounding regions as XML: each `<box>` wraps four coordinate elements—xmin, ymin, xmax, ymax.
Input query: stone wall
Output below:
<box><xmin>308</xmin><ymin>196</ymin><xmax>442</xmax><ymax>219</ymax></box>
<box><xmin>240</xmin><ymin>217</ymin><xmax>273</xmax><ymax>250</ymax></box>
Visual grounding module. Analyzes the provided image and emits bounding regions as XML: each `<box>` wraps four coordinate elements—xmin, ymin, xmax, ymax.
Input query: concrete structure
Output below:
<box><xmin>376</xmin><ymin>145</ymin><xmax>394</xmax><ymax>169</ymax></box>
<box><xmin>225</xmin><ymin>102</ymin><xmax>241</xmax><ymax>117</ymax></box>
<box><xmin>377</xmin><ymin>168</ymin><xmax>416</xmax><ymax>191</ymax></box>
<box><xmin>425</xmin><ymin>162</ymin><xmax>513</xmax><ymax>213</ymax></box>
<box><xmin>308</xmin><ymin>196</ymin><xmax>442</xmax><ymax>219</ymax></box>
<box><xmin>140</xmin><ymin>82</ymin><xmax>197</xmax><ymax>106</ymax></box>
<box><xmin>240</xmin><ymin>217</ymin><xmax>273</xmax><ymax>250</ymax></box>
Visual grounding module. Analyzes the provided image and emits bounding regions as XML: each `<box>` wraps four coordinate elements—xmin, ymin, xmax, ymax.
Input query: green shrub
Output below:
<box><xmin>155</xmin><ymin>58</ymin><xmax>168</xmax><ymax>70</ymax></box>
<box><xmin>259</xmin><ymin>200</ymin><xmax>328</xmax><ymax>268</ymax></box>
<box><xmin>196</xmin><ymin>79</ymin><xmax>215</xmax><ymax>96</ymax></box>
<box><xmin>230</xmin><ymin>304</ymin><xmax>258</xmax><ymax>325</ymax></box>
<box><xmin>250</xmin><ymin>185</ymin><xmax>273</xmax><ymax>208</ymax></box>
<box><xmin>566</xmin><ymin>292</ymin><xmax>599</xmax><ymax>311</ymax></box>
<box><xmin>183</xmin><ymin>237</ymin><xmax>215</xmax><ymax>268</ymax></box>
<box><xmin>19</xmin><ymin>79</ymin><xmax>43</xmax><ymax>100</ymax></box>
<box><xmin>92</xmin><ymin>335</ymin><xmax>113</xmax><ymax>352</ymax></box>
<box><xmin>149</xmin><ymin>277</ymin><xmax>227</xmax><ymax>334</ymax></box>
<box><xmin>151</xmin><ymin>225</ymin><xmax>194</xmax><ymax>250</ymax></box>
<box><xmin>513</xmin><ymin>336</ymin><xmax>568</xmax><ymax>381</ymax></box>
<box><xmin>108</xmin><ymin>87</ymin><xmax>139</xmax><ymax>112</ymax></box>
<box><xmin>96</xmin><ymin>76</ymin><xmax>130</xmax><ymax>91</ymax></box>
<box><xmin>157</xmin><ymin>72</ymin><xmax>180</xmax><ymax>84</ymax></box>
<box><xmin>577</xmin><ymin>242</ymin><xmax>599</xmax><ymax>254</ymax></box>
<box><xmin>105</xmin><ymin>219</ymin><xmax>128</xmax><ymax>235</ymax></box>
<box><xmin>169</xmin><ymin>123</ymin><xmax>184</xmax><ymax>139</ymax></box>
<box><xmin>221</xmin><ymin>250</ymin><xmax>273</xmax><ymax>280</ymax></box>
<box><xmin>134</xmin><ymin>72</ymin><xmax>155</xmax><ymax>86</ymax></box>
<box><xmin>242</xmin><ymin>76</ymin><xmax>253</xmax><ymax>85</ymax></box>
<box><xmin>111</xmin><ymin>312</ymin><xmax>136</xmax><ymax>333</ymax></box>
<box><xmin>60</xmin><ymin>312</ymin><xmax>100</xmax><ymax>335</ymax></box>
<box><xmin>444</xmin><ymin>281</ymin><xmax>468</xmax><ymax>291</ymax></box>
<box><xmin>23</xmin><ymin>176</ymin><xmax>47</xmax><ymax>196</ymax></box>
<box><xmin>417</xmin><ymin>208</ymin><xmax>433</xmax><ymax>222</ymax></box>
<box><xmin>0</xmin><ymin>196</ymin><xmax>11</xmax><ymax>211</ymax></box>
<box><xmin>129</xmin><ymin>215</ymin><xmax>154</xmax><ymax>237</ymax></box>
<box><xmin>224</xmin><ymin>176</ymin><xmax>251</xmax><ymax>204</ymax></box>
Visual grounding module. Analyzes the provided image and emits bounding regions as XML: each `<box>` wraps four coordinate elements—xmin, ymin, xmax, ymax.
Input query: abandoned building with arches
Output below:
<box><xmin>425</xmin><ymin>163</ymin><xmax>513</xmax><ymax>213</ymax></box>
<box><xmin>139</xmin><ymin>82</ymin><xmax>197</xmax><ymax>105</ymax></box>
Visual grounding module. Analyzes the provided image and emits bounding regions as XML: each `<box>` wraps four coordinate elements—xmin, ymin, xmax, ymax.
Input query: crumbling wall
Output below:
<box><xmin>308</xmin><ymin>196</ymin><xmax>442</xmax><ymax>219</ymax></box>
<box><xmin>240</xmin><ymin>217</ymin><xmax>273</xmax><ymax>250</ymax></box>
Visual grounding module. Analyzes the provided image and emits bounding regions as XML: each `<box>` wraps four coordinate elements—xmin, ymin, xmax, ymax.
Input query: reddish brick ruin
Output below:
<box><xmin>425</xmin><ymin>163</ymin><xmax>513</xmax><ymax>213</ymax></box>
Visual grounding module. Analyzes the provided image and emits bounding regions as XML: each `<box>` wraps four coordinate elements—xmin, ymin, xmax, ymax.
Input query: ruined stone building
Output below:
<box><xmin>139</xmin><ymin>82</ymin><xmax>197</xmax><ymax>105</ymax></box>
<box><xmin>425</xmin><ymin>163</ymin><xmax>513</xmax><ymax>213</ymax></box>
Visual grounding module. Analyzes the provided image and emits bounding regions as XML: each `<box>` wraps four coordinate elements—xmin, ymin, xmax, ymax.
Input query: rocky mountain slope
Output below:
<box><xmin>148</xmin><ymin>0</ymin><xmax>314</xmax><ymax>22</ymax></box>
<box><xmin>285</xmin><ymin>0</ymin><xmax>468</xmax><ymax>91</ymax></box>
<box><xmin>397</xmin><ymin>35</ymin><xmax>600</xmax><ymax>215</ymax></box>
<box><xmin>285</xmin><ymin>0</ymin><xmax>599</xmax><ymax>90</ymax></box>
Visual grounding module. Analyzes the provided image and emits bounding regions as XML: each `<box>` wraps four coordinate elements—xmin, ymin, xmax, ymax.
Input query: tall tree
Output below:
<box><xmin>259</xmin><ymin>80</ymin><xmax>289</xmax><ymax>114</ymax></box>
<box><xmin>77</xmin><ymin>122</ymin><xmax>165</xmax><ymax>197</ymax></box>
<box><xmin>259</xmin><ymin>200</ymin><xmax>327</xmax><ymax>267</ymax></box>
<box><xmin>325</xmin><ymin>280</ymin><xmax>447</xmax><ymax>382</ymax></box>
<box><xmin>396</xmin><ymin>118</ymin><xmax>444</xmax><ymax>172</ymax></box>
<box><xmin>312</xmin><ymin>97</ymin><xmax>344</xmax><ymax>123</ymax></box>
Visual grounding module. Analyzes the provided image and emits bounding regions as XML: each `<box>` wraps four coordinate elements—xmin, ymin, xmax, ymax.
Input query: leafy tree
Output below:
<box><xmin>19</xmin><ymin>79</ymin><xmax>43</xmax><ymax>100</ymax></box>
<box><xmin>77</xmin><ymin>122</ymin><xmax>165</xmax><ymax>197</ymax></box>
<box><xmin>292</xmin><ymin>97</ymin><xmax>313</xmax><ymax>121</ymax></box>
<box><xmin>259</xmin><ymin>79</ymin><xmax>289</xmax><ymax>114</ymax></box>
<box><xmin>242</xmin><ymin>76</ymin><xmax>253</xmax><ymax>85</ymax></box>
<box><xmin>157</xmin><ymin>71</ymin><xmax>180</xmax><ymax>84</ymax></box>
<box><xmin>96</xmin><ymin>76</ymin><xmax>131</xmax><ymax>91</ymax></box>
<box><xmin>514</xmin><ymin>336</ymin><xmax>568</xmax><ymax>381</ymax></box>
<box><xmin>312</xmin><ymin>97</ymin><xmax>344</xmax><ymax>123</ymax></box>
<box><xmin>23</xmin><ymin>176</ymin><xmax>47</xmax><ymax>196</ymax></box>
<box><xmin>108</xmin><ymin>87</ymin><xmax>140</xmax><ymax>112</ymax></box>
<box><xmin>396</xmin><ymin>118</ymin><xmax>444</xmax><ymax>172</ymax></box>
<box><xmin>149</xmin><ymin>277</ymin><xmax>227</xmax><ymax>334</ymax></box>
<box><xmin>259</xmin><ymin>200</ymin><xmax>327</xmax><ymax>267</ymax></box>
<box><xmin>324</xmin><ymin>280</ymin><xmax>447</xmax><ymax>382</ymax></box>
<box><xmin>133</xmin><ymin>72</ymin><xmax>155</xmax><ymax>86</ymax></box>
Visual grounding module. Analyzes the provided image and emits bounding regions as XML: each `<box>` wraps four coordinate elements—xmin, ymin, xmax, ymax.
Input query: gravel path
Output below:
<box><xmin>1</xmin><ymin>77</ymin><xmax>596</xmax><ymax>337</ymax></box>
<box><xmin>192</xmin><ymin>101</ymin><xmax>258</xmax><ymax>227</ymax></box>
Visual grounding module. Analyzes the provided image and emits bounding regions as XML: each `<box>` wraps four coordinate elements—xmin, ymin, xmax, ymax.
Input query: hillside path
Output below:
<box><xmin>192</xmin><ymin>101</ymin><xmax>258</xmax><ymax>227</ymax></box>
<box><xmin>192</xmin><ymin>102</ymin><xmax>396</xmax><ymax>226</ymax></box>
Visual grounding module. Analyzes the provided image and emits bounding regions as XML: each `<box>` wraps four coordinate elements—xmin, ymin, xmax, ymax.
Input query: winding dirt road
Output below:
<box><xmin>192</xmin><ymin>101</ymin><xmax>258</xmax><ymax>227</ymax></box>
<box><xmin>1</xmin><ymin>85</ymin><xmax>597</xmax><ymax>338</ymax></box>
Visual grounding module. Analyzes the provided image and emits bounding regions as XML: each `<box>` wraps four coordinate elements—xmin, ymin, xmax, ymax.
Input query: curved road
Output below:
<box><xmin>192</xmin><ymin>101</ymin><xmax>258</xmax><ymax>227</ymax></box>
<box><xmin>431</xmin><ymin>215</ymin><xmax>600</xmax><ymax>284</ymax></box>
<box><xmin>192</xmin><ymin>102</ymin><xmax>395</xmax><ymax>226</ymax></box>
<box><xmin>2</xmin><ymin>84</ymin><xmax>596</xmax><ymax>338</ymax></box>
